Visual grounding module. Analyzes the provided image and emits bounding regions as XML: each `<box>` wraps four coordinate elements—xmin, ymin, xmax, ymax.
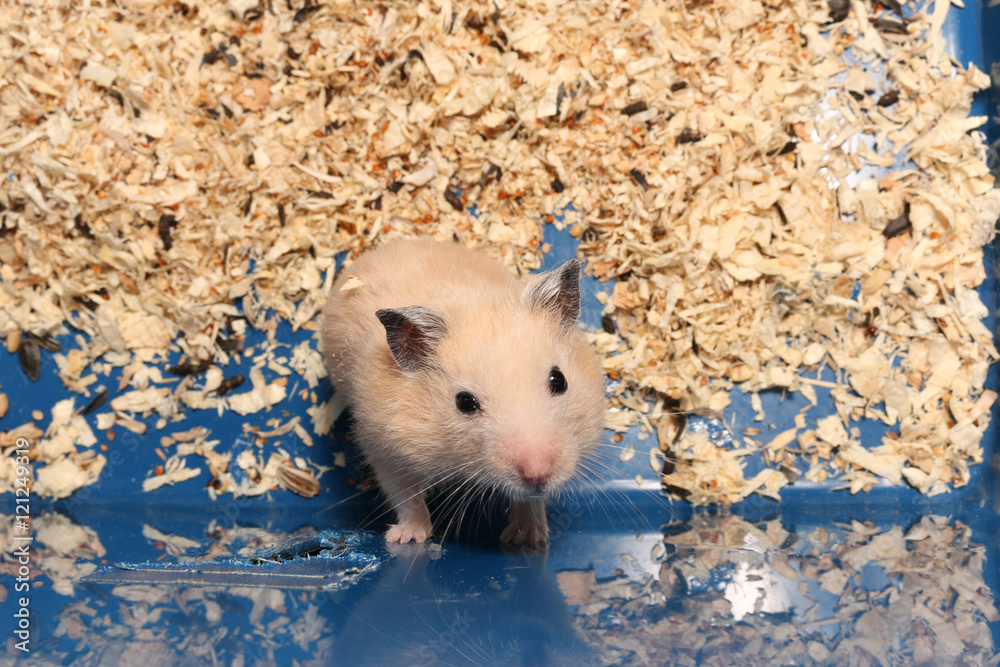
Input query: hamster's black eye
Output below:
<box><xmin>455</xmin><ymin>391</ymin><xmax>481</xmax><ymax>415</ymax></box>
<box><xmin>548</xmin><ymin>366</ymin><xmax>568</xmax><ymax>395</ymax></box>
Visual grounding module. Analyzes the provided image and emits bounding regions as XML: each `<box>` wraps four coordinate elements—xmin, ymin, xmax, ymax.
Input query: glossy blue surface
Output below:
<box><xmin>1</xmin><ymin>5</ymin><xmax>999</xmax><ymax>667</ymax></box>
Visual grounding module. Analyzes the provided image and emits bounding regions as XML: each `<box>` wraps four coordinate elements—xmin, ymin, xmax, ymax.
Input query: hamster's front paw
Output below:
<box><xmin>501</xmin><ymin>498</ymin><xmax>549</xmax><ymax>546</ymax></box>
<box><xmin>386</xmin><ymin>516</ymin><xmax>432</xmax><ymax>543</ymax></box>
<box><xmin>500</xmin><ymin>520</ymin><xmax>548</xmax><ymax>546</ymax></box>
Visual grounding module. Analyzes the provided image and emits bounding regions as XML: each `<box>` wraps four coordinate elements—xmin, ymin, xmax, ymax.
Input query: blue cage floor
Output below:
<box><xmin>1</xmin><ymin>3</ymin><xmax>1000</xmax><ymax>667</ymax></box>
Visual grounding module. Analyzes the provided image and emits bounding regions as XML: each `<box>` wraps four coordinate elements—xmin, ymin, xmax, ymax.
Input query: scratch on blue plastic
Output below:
<box><xmin>83</xmin><ymin>530</ymin><xmax>383</xmax><ymax>589</ymax></box>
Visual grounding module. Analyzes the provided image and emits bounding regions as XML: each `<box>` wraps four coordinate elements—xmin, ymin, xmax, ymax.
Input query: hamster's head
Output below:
<box><xmin>375</xmin><ymin>260</ymin><xmax>607</xmax><ymax>500</ymax></box>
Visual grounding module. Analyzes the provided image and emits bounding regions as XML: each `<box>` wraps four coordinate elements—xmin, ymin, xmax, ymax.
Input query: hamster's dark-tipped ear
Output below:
<box><xmin>523</xmin><ymin>259</ymin><xmax>582</xmax><ymax>329</ymax></box>
<box><xmin>376</xmin><ymin>306</ymin><xmax>446</xmax><ymax>372</ymax></box>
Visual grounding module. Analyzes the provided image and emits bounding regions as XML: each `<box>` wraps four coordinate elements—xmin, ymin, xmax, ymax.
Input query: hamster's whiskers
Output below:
<box><xmin>434</xmin><ymin>463</ymin><xmax>496</xmax><ymax>540</ymax></box>
<box><xmin>569</xmin><ymin>462</ymin><xmax>637</xmax><ymax>528</ymax></box>
<box><xmin>353</xmin><ymin>462</ymin><xmax>477</xmax><ymax>536</ymax></box>
<box><xmin>591</xmin><ymin>441</ymin><xmax>682</xmax><ymax>464</ymax></box>
<box><xmin>572</xmin><ymin>454</ymin><xmax>673</xmax><ymax>529</ymax></box>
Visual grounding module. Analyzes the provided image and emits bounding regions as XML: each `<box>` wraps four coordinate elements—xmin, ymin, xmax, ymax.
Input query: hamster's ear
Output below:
<box><xmin>376</xmin><ymin>306</ymin><xmax>446</xmax><ymax>372</ymax></box>
<box><xmin>523</xmin><ymin>259</ymin><xmax>582</xmax><ymax>329</ymax></box>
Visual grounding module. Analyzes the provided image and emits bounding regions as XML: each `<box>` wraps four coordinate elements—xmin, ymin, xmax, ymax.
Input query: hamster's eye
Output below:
<box><xmin>455</xmin><ymin>391</ymin><xmax>481</xmax><ymax>415</ymax></box>
<box><xmin>548</xmin><ymin>366</ymin><xmax>568</xmax><ymax>395</ymax></box>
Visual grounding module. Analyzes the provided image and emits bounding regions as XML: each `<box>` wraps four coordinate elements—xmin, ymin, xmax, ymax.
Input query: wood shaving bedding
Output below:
<box><xmin>0</xmin><ymin>0</ymin><xmax>996</xmax><ymax>502</ymax></box>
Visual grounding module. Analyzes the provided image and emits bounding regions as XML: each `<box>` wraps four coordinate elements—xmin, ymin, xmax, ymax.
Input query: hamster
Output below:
<box><xmin>319</xmin><ymin>238</ymin><xmax>606</xmax><ymax>545</ymax></box>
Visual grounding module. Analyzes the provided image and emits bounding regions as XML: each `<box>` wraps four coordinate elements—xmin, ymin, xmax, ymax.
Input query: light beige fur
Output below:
<box><xmin>320</xmin><ymin>238</ymin><xmax>606</xmax><ymax>545</ymax></box>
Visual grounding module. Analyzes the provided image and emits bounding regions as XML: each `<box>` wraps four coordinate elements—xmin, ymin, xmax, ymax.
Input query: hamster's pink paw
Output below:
<box><xmin>500</xmin><ymin>520</ymin><xmax>548</xmax><ymax>546</ymax></box>
<box><xmin>503</xmin><ymin>498</ymin><xmax>549</xmax><ymax>546</ymax></box>
<box><xmin>385</xmin><ymin>518</ymin><xmax>432</xmax><ymax>544</ymax></box>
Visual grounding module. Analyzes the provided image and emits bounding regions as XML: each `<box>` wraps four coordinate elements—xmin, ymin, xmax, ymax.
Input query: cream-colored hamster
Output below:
<box><xmin>319</xmin><ymin>238</ymin><xmax>606</xmax><ymax>545</ymax></box>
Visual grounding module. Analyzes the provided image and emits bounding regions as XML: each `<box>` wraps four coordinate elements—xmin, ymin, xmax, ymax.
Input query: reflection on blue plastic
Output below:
<box><xmin>684</xmin><ymin>413</ymin><xmax>735</xmax><ymax>449</ymax></box>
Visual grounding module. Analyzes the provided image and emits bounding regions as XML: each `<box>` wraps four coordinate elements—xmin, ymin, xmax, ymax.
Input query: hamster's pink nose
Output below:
<box><xmin>516</xmin><ymin>461</ymin><xmax>553</xmax><ymax>490</ymax></box>
<box><xmin>508</xmin><ymin>435</ymin><xmax>556</xmax><ymax>493</ymax></box>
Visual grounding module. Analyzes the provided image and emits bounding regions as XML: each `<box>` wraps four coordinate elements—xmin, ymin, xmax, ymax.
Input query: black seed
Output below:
<box><xmin>364</xmin><ymin>195</ymin><xmax>382</xmax><ymax>210</ymax></box>
<box><xmin>554</xmin><ymin>83</ymin><xmax>567</xmax><ymax>116</ymax></box>
<box><xmin>677</xmin><ymin>128</ymin><xmax>701</xmax><ymax>144</ymax></box>
<box><xmin>582</xmin><ymin>227</ymin><xmax>599</xmax><ymax>243</ymax></box>
<box><xmin>662</xmin><ymin>475</ymin><xmax>691</xmax><ymax>499</ymax></box>
<box><xmin>74</xmin><ymin>295</ymin><xmax>99</xmax><ymax>312</ymax></box>
<box><xmin>602</xmin><ymin>314</ymin><xmax>616</xmax><ymax>334</ymax></box>
<box><xmin>767</xmin><ymin>141</ymin><xmax>797</xmax><ymax>157</ymax></box>
<box><xmin>622</xmin><ymin>101</ymin><xmax>648</xmax><ymax>116</ymax></box>
<box><xmin>550</xmin><ymin>178</ymin><xmax>564</xmax><ymax>193</ymax></box>
<box><xmin>167</xmin><ymin>358</ymin><xmax>212</xmax><ymax>376</ymax></box>
<box><xmin>670</xmin><ymin>81</ymin><xmax>688</xmax><ymax>92</ymax></box>
<box><xmin>158</xmin><ymin>214</ymin><xmax>177</xmax><ymax>251</ymax></box>
<box><xmin>444</xmin><ymin>186</ymin><xmax>463</xmax><ymax>211</ymax></box>
<box><xmin>293</xmin><ymin>4</ymin><xmax>320</xmax><ymax>22</ymax></box>
<box><xmin>779</xmin><ymin>465</ymin><xmax>802</xmax><ymax>485</ymax></box>
<box><xmin>848</xmin><ymin>90</ymin><xmax>865</xmax><ymax>101</ymax></box>
<box><xmin>874</xmin><ymin>0</ymin><xmax>903</xmax><ymax>14</ymax></box>
<box><xmin>242</xmin><ymin>193</ymin><xmax>253</xmax><ymax>216</ymax></box>
<box><xmin>877</xmin><ymin>90</ymin><xmax>899</xmax><ymax>107</ymax></box>
<box><xmin>107</xmin><ymin>89</ymin><xmax>125</xmax><ymax>107</ymax></box>
<box><xmin>74</xmin><ymin>213</ymin><xmax>94</xmax><ymax>239</ymax></box>
<box><xmin>82</xmin><ymin>389</ymin><xmax>110</xmax><ymax>415</ymax></box>
<box><xmin>630</xmin><ymin>168</ymin><xmax>648</xmax><ymax>190</ymax></box>
<box><xmin>478</xmin><ymin>163</ymin><xmax>501</xmax><ymax>188</ymax></box>
<box><xmin>277</xmin><ymin>202</ymin><xmax>287</xmax><ymax>226</ymax></box>
<box><xmin>873</xmin><ymin>17</ymin><xmax>908</xmax><ymax>34</ymax></box>
<box><xmin>19</xmin><ymin>339</ymin><xmax>41</xmax><ymax>382</ymax></box>
<box><xmin>652</xmin><ymin>227</ymin><xmax>666</xmax><ymax>241</ymax></box>
<box><xmin>774</xmin><ymin>203</ymin><xmax>788</xmax><ymax>226</ymax></box>
<box><xmin>487</xmin><ymin>40</ymin><xmax>504</xmax><ymax>52</ymax></box>
<box><xmin>28</xmin><ymin>333</ymin><xmax>61</xmax><ymax>352</ymax></box>
<box><xmin>407</xmin><ymin>49</ymin><xmax>424</xmax><ymax>62</ymax></box>
<box><xmin>305</xmin><ymin>189</ymin><xmax>334</xmax><ymax>199</ymax></box>
<box><xmin>218</xmin><ymin>337</ymin><xmax>244</xmax><ymax>354</ymax></box>
<box><xmin>216</xmin><ymin>375</ymin><xmax>245</xmax><ymax>396</ymax></box>
<box><xmin>203</xmin><ymin>48</ymin><xmax>224</xmax><ymax>66</ymax></box>
<box><xmin>387</xmin><ymin>181</ymin><xmax>404</xmax><ymax>194</ymax></box>
<box><xmin>882</xmin><ymin>204</ymin><xmax>911</xmax><ymax>238</ymax></box>
<box><xmin>828</xmin><ymin>0</ymin><xmax>849</xmax><ymax>22</ymax></box>
<box><xmin>221</xmin><ymin>103</ymin><xmax>233</xmax><ymax>118</ymax></box>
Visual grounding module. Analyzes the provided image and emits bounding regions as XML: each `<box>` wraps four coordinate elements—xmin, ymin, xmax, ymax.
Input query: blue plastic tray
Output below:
<box><xmin>1</xmin><ymin>5</ymin><xmax>999</xmax><ymax>666</ymax></box>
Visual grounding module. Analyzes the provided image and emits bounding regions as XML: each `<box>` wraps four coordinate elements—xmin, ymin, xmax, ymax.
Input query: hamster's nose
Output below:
<box><xmin>518</xmin><ymin>470</ymin><xmax>551</xmax><ymax>496</ymax></box>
